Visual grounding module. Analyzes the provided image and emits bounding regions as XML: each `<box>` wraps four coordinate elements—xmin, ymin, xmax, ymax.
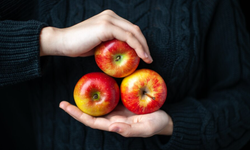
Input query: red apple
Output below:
<box><xmin>94</xmin><ymin>39</ymin><xmax>140</xmax><ymax>78</ymax></box>
<box><xmin>73</xmin><ymin>72</ymin><xmax>120</xmax><ymax>116</ymax></box>
<box><xmin>120</xmin><ymin>69</ymin><xmax>167</xmax><ymax>114</ymax></box>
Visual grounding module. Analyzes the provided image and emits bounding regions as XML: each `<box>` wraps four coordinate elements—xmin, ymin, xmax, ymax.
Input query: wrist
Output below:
<box><xmin>39</xmin><ymin>26</ymin><xmax>63</xmax><ymax>56</ymax></box>
<box><xmin>157</xmin><ymin>115</ymin><xmax>173</xmax><ymax>136</ymax></box>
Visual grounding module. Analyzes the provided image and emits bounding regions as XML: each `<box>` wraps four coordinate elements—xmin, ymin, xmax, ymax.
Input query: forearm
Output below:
<box><xmin>157</xmin><ymin>112</ymin><xmax>173</xmax><ymax>136</ymax></box>
<box><xmin>0</xmin><ymin>20</ymin><xmax>47</xmax><ymax>86</ymax></box>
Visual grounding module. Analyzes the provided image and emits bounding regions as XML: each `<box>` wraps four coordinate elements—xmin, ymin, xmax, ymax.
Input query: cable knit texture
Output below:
<box><xmin>1</xmin><ymin>0</ymin><xmax>250</xmax><ymax>150</ymax></box>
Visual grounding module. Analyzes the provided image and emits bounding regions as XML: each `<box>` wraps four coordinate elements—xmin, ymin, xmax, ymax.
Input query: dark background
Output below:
<box><xmin>238</xmin><ymin>0</ymin><xmax>250</xmax><ymax>149</ymax></box>
<box><xmin>0</xmin><ymin>0</ymin><xmax>249</xmax><ymax>150</ymax></box>
<box><xmin>239</xmin><ymin>0</ymin><xmax>250</xmax><ymax>33</ymax></box>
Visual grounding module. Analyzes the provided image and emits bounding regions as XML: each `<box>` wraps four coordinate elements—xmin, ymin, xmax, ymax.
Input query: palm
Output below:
<box><xmin>105</xmin><ymin>104</ymin><xmax>170</xmax><ymax>137</ymax></box>
<box><xmin>60</xmin><ymin>101</ymin><xmax>172</xmax><ymax>137</ymax></box>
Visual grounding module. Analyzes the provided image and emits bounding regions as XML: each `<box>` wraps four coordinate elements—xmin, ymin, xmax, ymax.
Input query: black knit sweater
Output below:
<box><xmin>1</xmin><ymin>0</ymin><xmax>250</xmax><ymax>150</ymax></box>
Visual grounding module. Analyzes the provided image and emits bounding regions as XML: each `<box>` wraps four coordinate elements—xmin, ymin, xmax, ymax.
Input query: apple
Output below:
<box><xmin>94</xmin><ymin>39</ymin><xmax>140</xmax><ymax>78</ymax></box>
<box><xmin>120</xmin><ymin>69</ymin><xmax>167</xmax><ymax>114</ymax></box>
<box><xmin>73</xmin><ymin>72</ymin><xmax>120</xmax><ymax>116</ymax></box>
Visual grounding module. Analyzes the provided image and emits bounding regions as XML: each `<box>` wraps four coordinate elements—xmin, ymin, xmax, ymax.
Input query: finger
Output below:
<box><xmin>59</xmin><ymin>101</ymin><xmax>94</xmax><ymax>124</ymax></box>
<box><xmin>109</xmin><ymin>122</ymin><xmax>154</xmax><ymax>138</ymax></box>
<box><xmin>59</xmin><ymin>101</ymin><xmax>111</xmax><ymax>130</ymax></box>
<box><xmin>107</xmin><ymin>13</ymin><xmax>152</xmax><ymax>62</ymax></box>
<box><xmin>97</xmin><ymin>10</ymin><xmax>153</xmax><ymax>63</ymax></box>
<box><xmin>100</xmin><ymin>24</ymin><xmax>152</xmax><ymax>64</ymax></box>
<box><xmin>100</xmin><ymin>10</ymin><xmax>148</xmax><ymax>48</ymax></box>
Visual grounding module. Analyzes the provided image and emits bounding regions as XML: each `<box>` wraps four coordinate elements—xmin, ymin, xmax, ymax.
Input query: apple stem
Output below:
<box><xmin>145</xmin><ymin>93</ymin><xmax>155</xmax><ymax>100</ymax></box>
<box><xmin>115</xmin><ymin>55</ymin><xmax>121</xmax><ymax>61</ymax></box>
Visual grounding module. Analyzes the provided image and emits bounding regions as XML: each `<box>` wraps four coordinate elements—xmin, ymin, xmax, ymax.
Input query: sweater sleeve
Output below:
<box><xmin>0</xmin><ymin>20</ymin><xmax>47</xmax><ymax>86</ymax></box>
<box><xmin>155</xmin><ymin>0</ymin><xmax>250</xmax><ymax>149</ymax></box>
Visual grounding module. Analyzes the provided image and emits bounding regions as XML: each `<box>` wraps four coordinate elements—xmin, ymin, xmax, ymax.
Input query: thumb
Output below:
<box><xmin>109</xmin><ymin>122</ymin><xmax>151</xmax><ymax>137</ymax></box>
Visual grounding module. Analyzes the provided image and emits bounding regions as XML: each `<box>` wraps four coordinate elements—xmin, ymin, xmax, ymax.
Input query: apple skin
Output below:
<box><xmin>95</xmin><ymin>39</ymin><xmax>140</xmax><ymax>78</ymax></box>
<box><xmin>73</xmin><ymin>72</ymin><xmax>120</xmax><ymax>116</ymax></box>
<box><xmin>120</xmin><ymin>69</ymin><xmax>167</xmax><ymax>114</ymax></box>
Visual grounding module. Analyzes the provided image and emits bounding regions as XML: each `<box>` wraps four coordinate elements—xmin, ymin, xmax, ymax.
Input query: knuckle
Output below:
<box><xmin>100</xmin><ymin>15</ymin><xmax>111</xmax><ymax>22</ymax></box>
<box><xmin>137</xmin><ymin>44</ymin><xmax>143</xmax><ymax>51</ymax></box>
<box><xmin>135</xmin><ymin>44</ymin><xmax>144</xmax><ymax>58</ymax></box>
<box><xmin>126</xmin><ymin>31</ymin><xmax>133</xmax><ymax>38</ymax></box>
<box><xmin>99</xmin><ymin>20</ymin><xmax>111</xmax><ymax>29</ymax></box>
<box><xmin>133</xmin><ymin>25</ymin><xmax>141</xmax><ymax>32</ymax></box>
<box><xmin>100</xmin><ymin>20</ymin><xmax>110</xmax><ymax>26</ymax></box>
<box><xmin>102</xmin><ymin>9</ymin><xmax>115</xmax><ymax>15</ymax></box>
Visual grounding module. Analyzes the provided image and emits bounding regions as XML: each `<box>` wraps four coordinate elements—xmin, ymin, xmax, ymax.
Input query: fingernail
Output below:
<box><xmin>149</xmin><ymin>56</ymin><xmax>153</xmax><ymax>62</ymax></box>
<box><xmin>59</xmin><ymin>102</ymin><xmax>65</xmax><ymax>109</ymax></box>
<box><xmin>144</xmin><ymin>53</ymin><xmax>153</xmax><ymax>63</ymax></box>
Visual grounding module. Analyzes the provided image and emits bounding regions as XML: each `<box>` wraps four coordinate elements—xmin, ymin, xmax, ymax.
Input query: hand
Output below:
<box><xmin>40</xmin><ymin>10</ymin><xmax>153</xmax><ymax>64</ymax></box>
<box><xmin>59</xmin><ymin>101</ymin><xmax>173</xmax><ymax>137</ymax></box>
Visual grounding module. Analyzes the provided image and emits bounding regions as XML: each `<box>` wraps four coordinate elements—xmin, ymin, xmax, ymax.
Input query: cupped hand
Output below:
<box><xmin>59</xmin><ymin>101</ymin><xmax>173</xmax><ymax>137</ymax></box>
<box><xmin>40</xmin><ymin>10</ymin><xmax>153</xmax><ymax>64</ymax></box>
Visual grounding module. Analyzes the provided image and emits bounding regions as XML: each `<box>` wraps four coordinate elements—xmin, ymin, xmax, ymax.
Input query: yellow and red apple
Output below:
<box><xmin>120</xmin><ymin>69</ymin><xmax>167</xmax><ymax>114</ymax></box>
<box><xmin>73</xmin><ymin>72</ymin><xmax>120</xmax><ymax>116</ymax></box>
<box><xmin>94</xmin><ymin>39</ymin><xmax>140</xmax><ymax>78</ymax></box>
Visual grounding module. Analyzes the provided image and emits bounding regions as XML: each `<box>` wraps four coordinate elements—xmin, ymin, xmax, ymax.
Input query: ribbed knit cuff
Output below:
<box><xmin>0</xmin><ymin>20</ymin><xmax>47</xmax><ymax>86</ymax></box>
<box><xmin>164</xmin><ymin>98</ymin><xmax>204</xmax><ymax>150</ymax></box>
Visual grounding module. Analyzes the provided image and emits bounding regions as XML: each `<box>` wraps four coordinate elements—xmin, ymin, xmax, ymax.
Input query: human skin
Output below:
<box><xmin>39</xmin><ymin>10</ymin><xmax>153</xmax><ymax>64</ymax></box>
<box><xmin>39</xmin><ymin>9</ymin><xmax>173</xmax><ymax>137</ymax></box>
<box><xmin>59</xmin><ymin>102</ymin><xmax>173</xmax><ymax>137</ymax></box>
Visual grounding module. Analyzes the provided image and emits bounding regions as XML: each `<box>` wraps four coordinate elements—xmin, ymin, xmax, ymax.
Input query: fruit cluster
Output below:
<box><xmin>73</xmin><ymin>39</ymin><xmax>167</xmax><ymax>116</ymax></box>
